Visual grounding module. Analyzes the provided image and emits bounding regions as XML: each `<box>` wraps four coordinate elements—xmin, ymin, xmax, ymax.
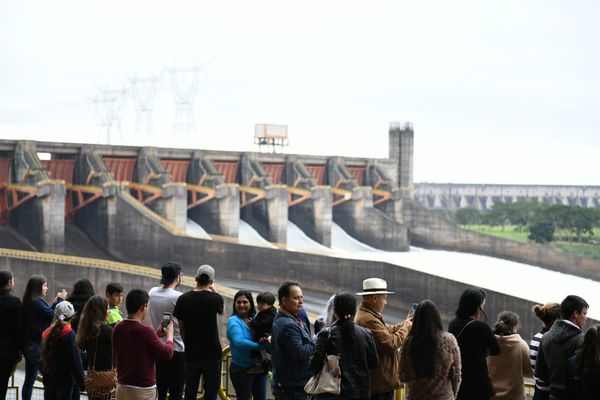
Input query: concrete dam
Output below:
<box><xmin>1</xmin><ymin>123</ymin><xmax>599</xmax><ymax>338</ymax></box>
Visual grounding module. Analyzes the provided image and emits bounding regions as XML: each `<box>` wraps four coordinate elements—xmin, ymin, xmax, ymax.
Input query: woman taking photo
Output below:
<box><xmin>309</xmin><ymin>292</ymin><xmax>379</xmax><ymax>399</ymax></box>
<box><xmin>21</xmin><ymin>275</ymin><xmax>67</xmax><ymax>400</ymax></box>
<box><xmin>487</xmin><ymin>311</ymin><xmax>533</xmax><ymax>400</ymax></box>
<box><xmin>40</xmin><ymin>301</ymin><xmax>85</xmax><ymax>400</ymax></box>
<box><xmin>67</xmin><ymin>279</ymin><xmax>95</xmax><ymax>332</ymax></box>
<box><xmin>76</xmin><ymin>295</ymin><xmax>115</xmax><ymax>400</ymax></box>
<box><xmin>400</xmin><ymin>300</ymin><xmax>461</xmax><ymax>400</ymax></box>
<box><xmin>448</xmin><ymin>288</ymin><xmax>500</xmax><ymax>400</ymax></box>
<box><xmin>227</xmin><ymin>290</ymin><xmax>267</xmax><ymax>400</ymax></box>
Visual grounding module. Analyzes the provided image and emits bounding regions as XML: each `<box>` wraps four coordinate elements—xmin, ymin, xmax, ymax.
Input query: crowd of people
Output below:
<box><xmin>0</xmin><ymin>266</ymin><xmax>597</xmax><ymax>400</ymax></box>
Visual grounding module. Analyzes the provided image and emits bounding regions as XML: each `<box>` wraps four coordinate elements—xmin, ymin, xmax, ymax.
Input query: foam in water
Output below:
<box><xmin>286</xmin><ymin>221</ymin><xmax>335</xmax><ymax>255</ymax></box>
<box><xmin>238</xmin><ymin>220</ymin><xmax>276</xmax><ymax>248</ymax></box>
<box><xmin>185</xmin><ymin>219</ymin><xmax>211</xmax><ymax>239</ymax></box>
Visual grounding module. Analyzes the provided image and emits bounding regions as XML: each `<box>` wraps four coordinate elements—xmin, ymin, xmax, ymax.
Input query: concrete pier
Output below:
<box><xmin>328</xmin><ymin>157</ymin><xmax>409</xmax><ymax>251</ymax></box>
<box><xmin>11</xmin><ymin>141</ymin><xmax>65</xmax><ymax>253</ymax></box>
<box><xmin>240</xmin><ymin>154</ymin><xmax>287</xmax><ymax>243</ymax></box>
<box><xmin>285</xmin><ymin>158</ymin><xmax>332</xmax><ymax>247</ymax></box>
<box><xmin>136</xmin><ymin>148</ymin><xmax>187</xmax><ymax>230</ymax></box>
<box><xmin>187</xmin><ymin>152</ymin><xmax>240</xmax><ymax>237</ymax></box>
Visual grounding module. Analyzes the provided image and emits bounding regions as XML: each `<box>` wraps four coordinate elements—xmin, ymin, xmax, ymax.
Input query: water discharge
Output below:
<box><xmin>190</xmin><ymin>218</ymin><xmax>600</xmax><ymax>320</ymax></box>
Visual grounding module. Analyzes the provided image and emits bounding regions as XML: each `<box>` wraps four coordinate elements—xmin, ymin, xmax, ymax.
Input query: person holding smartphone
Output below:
<box><xmin>149</xmin><ymin>262</ymin><xmax>185</xmax><ymax>400</ymax></box>
<box><xmin>355</xmin><ymin>278</ymin><xmax>413</xmax><ymax>400</ymax></box>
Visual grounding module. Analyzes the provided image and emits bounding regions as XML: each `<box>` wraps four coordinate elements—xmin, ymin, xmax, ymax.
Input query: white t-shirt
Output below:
<box><xmin>148</xmin><ymin>286</ymin><xmax>185</xmax><ymax>352</ymax></box>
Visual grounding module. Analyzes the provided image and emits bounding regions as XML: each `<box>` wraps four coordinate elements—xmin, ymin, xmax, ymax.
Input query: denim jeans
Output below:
<box><xmin>533</xmin><ymin>387</ymin><xmax>550</xmax><ymax>400</ymax></box>
<box><xmin>369</xmin><ymin>392</ymin><xmax>394</xmax><ymax>400</ymax></box>
<box><xmin>22</xmin><ymin>342</ymin><xmax>41</xmax><ymax>400</ymax></box>
<box><xmin>0</xmin><ymin>358</ymin><xmax>15</xmax><ymax>400</ymax></box>
<box><xmin>184</xmin><ymin>359</ymin><xmax>221</xmax><ymax>400</ymax></box>
<box><xmin>43</xmin><ymin>378</ymin><xmax>75</xmax><ymax>400</ymax></box>
<box><xmin>229</xmin><ymin>363</ymin><xmax>267</xmax><ymax>400</ymax></box>
<box><xmin>549</xmin><ymin>391</ymin><xmax>567</xmax><ymax>400</ymax></box>
<box><xmin>156</xmin><ymin>351</ymin><xmax>185</xmax><ymax>400</ymax></box>
<box><xmin>272</xmin><ymin>386</ymin><xmax>307</xmax><ymax>400</ymax></box>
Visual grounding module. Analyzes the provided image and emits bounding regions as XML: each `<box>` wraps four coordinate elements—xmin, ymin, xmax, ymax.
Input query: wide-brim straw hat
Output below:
<box><xmin>356</xmin><ymin>278</ymin><xmax>395</xmax><ymax>296</ymax></box>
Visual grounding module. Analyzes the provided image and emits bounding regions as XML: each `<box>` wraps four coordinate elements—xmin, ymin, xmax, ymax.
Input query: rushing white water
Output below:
<box><xmin>286</xmin><ymin>221</ymin><xmax>336</xmax><ymax>255</ymax></box>
<box><xmin>185</xmin><ymin>219</ymin><xmax>211</xmax><ymax>239</ymax></box>
<box><xmin>188</xmin><ymin>217</ymin><xmax>600</xmax><ymax>320</ymax></box>
<box><xmin>295</xmin><ymin>222</ymin><xmax>600</xmax><ymax>321</ymax></box>
<box><xmin>331</xmin><ymin>222</ymin><xmax>382</xmax><ymax>253</ymax></box>
<box><xmin>238</xmin><ymin>220</ymin><xmax>277</xmax><ymax>248</ymax></box>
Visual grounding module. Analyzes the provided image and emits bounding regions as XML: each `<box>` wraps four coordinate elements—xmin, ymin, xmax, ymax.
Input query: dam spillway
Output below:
<box><xmin>1</xmin><ymin>124</ymin><xmax>600</xmax><ymax>338</ymax></box>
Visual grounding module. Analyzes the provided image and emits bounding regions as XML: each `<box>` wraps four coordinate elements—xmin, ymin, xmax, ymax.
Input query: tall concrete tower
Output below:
<box><xmin>389</xmin><ymin>121</ymin><xmax>414</xmax><ymax>192</ymax></box>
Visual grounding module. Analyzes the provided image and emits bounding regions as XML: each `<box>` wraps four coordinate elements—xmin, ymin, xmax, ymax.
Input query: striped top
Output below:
<box><xmin>529</xmin><ymin>328</ymin><xmax>550</xmax><ymax>391</ymax></box>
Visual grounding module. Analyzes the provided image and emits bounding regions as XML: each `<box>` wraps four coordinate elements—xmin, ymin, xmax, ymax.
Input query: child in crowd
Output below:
<box><xmin>105</xmin><ymin>283</ymin><xmax>124</xmax><ymax>326</ymax></box>
<box><xmin>247</xmin><ymin>291</ymin><xmax>276</xmax><ymax>373</ymax></box>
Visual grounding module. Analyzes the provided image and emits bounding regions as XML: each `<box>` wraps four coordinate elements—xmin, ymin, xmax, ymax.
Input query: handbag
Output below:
<box><xmin>304</xmin><ymin>329</ymin><xmax>341</xmax><ymax>395</ymax></box>
<box><xmin>85</xmin><ymin>336</ymin><xmax>117</xmax><ymax>392</ymax></box>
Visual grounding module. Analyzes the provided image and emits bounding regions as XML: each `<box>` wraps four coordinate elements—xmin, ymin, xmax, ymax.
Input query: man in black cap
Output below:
<box><xmin>149</xmin><ymin>261</ymin><xmax>185</xmax><ymax>400</ymax></box>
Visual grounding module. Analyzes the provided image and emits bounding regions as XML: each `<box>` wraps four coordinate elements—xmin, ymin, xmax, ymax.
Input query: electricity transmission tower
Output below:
<box><xmin>93</xmin><ymin>88</ymin><xmax>127</xmax><ymax>144</ymax></box>
<box><xmin>167</xmin><ymin>66</ymin><xmax>202</xmax><ymax>133</ymax></box>
<box><xmin>129</xmin><ymin>77</ymin><xmax>159</xmax><ymax>136</ymax></box>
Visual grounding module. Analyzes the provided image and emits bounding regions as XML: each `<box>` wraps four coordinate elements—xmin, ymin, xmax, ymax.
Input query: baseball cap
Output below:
<box><xmin>160</xmin><ymin>262</ymin><xmax>182</xmax><ymax>285</ymax></box>
<box><xmin>196</xmin><ymin>264</ymin><xmax>215</xmax><ymax>281</ymax></box>
<box><xmin>55</xmin><ymin>301</ymin><xmax>75</xmax><ymax>321</ymax></box>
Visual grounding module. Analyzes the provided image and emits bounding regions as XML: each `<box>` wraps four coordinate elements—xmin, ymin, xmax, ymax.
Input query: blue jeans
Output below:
<box><xmin>272</xmin><ymin>386</ymin><xmax>307</xmax><ymax>400</ymax></box>
<box><xmin>369</xmin><ymin>392</ymin><xmax>394</xmax><ymax>400</ymax></box>
<box><xmin>43</xmin><ymin>378</ymin><xmax>75</xmax><ymax>400</ymax></box>
<box><xmin>533</xmin><ymin>387</ymin><xmax>550</xmax><ymax>400</ymax></box>
<box><xmin>184</xmin><ymin>359</ymin><xmax>221</xmax><ymax>400</ymax></box>
<box><xmin>229</xmin><ymin>363</ymin><xmax>267</xmax><ymax>400</ymax></box>
<box><xmin>549</xmin><ymin>391</ymin><xmax>566</xmax><ymax>400</ymax></box>
<box><xmin>22</xmin><ymin>342</ymin><xmax>41</xmax><ymax>400</ymax></box>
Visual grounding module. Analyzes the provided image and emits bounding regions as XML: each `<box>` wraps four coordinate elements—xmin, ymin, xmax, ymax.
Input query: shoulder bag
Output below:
<box><xmin>85</xmin><ymin>334</ymin><xmax>117</xmax><ymax>400</ymax></box>
<box><xmin>304</xmin><ymin>329</ymin><xmax>341</xmax><ymax>395</ymax></box>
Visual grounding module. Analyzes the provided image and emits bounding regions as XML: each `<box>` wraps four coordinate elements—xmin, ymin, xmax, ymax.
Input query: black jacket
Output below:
<box><xmin>249</xmin><ymin>306</ymin><xmax>276</xmax><ymax>339</ymax></box>
<box><xmin>536</xmin><ymin>320</ymin><xmax>584</xmax><ymax>393</ymax></box>
<box><xmin>449</xmin><ymin>317</ymin><xmax>500</xmax><ymax>400</ymax></box>
<box><xmin>309</xmin><ymin>321</ymin><xmax>379</xmax><ymax>399</ymax></box>
<box><xmin>0</xmin><ymin>289</ymin><xmax>22</xmax><ymax>362</ymax></box>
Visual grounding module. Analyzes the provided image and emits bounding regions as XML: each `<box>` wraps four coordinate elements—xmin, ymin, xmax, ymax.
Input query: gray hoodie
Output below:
<box><xmin>535</xmin><ymin>320</ymin><xmax>584</xmax><ymax>392</ymax></box>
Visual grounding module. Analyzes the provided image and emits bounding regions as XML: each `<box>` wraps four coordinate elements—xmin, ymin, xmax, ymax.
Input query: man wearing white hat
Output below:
<box><xmin>355</xmin><ymin>278</ymin><xmax>413</xmax><ymax>400</ymax></box>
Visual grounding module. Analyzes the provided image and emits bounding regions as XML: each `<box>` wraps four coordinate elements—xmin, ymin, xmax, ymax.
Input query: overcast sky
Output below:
<box><xmin>1</xmin><ymin>1</ymin><xmax>598</xmax><ymax>185</ymax></box>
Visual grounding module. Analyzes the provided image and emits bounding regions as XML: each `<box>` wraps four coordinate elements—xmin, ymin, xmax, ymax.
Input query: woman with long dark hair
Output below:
<box><xmin>487</xmin><ymin>311</ymin><xmax>532</xmax><ymax>399</ymax></box>
<box><xmin>40</xmin><ymin>301</ymin><xmax>85</xmax><ymax>400</ymax></box>
<box><xmin>566</xmin><ymin>325</ymin><xmax>600</xmax><ymax>399</ymax></box>
<box><xmin>75</xmin><ymin>295</ymin><xmax>114</xmax><ymax>400</ymax></box>
<box><xmin>227</xmin><ymin>290</ymin><xmax>267</xmax><ymax>400</ymax></box>
<box><xmin>67</xmin><ymin>279</ymin><xmax>95</xmax><ymax>332</ymax></box>
<box><xmin>21</xmin><ymin>275</ymin><xmax>67</xmax><ymax>400</ymax></box>
<box><xmin>309</xmin><ymin>292</ymin><xmax>379</xmax><ymax>399</ymax></box>
<box><xmin>448</xmin><ymin>288</ymin><xmax>500</xmax><ymax>400</ymax></box>
<box><xmin>400</xmin><ymin>300</ymin><xmax>461</xmax><ymax>399</ymax></box>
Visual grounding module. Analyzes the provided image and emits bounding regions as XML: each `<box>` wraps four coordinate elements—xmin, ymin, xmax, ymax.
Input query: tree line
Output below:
<box><xmin>453</xmin><ymin>202</ymin><xmax>600</xmax><ymax>243</ymax></box>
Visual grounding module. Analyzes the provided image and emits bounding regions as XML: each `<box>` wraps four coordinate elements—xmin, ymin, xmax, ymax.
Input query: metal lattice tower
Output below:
<box><xmin>93</xmin><ymin>88</ymin><xmax>127</xmax><ymax>144</ymax></box>
<box><xmin>168</xmin><ymin>66</ymin><xmax>202</xmax><ymax>132</ymax></box>
<box><xmin>129</xmin><ymin>77</ymin><xmax>159</xmax><ymax>135</ymax></box>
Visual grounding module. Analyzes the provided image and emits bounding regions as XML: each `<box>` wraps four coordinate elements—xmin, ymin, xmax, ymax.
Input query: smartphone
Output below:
<box><xmin>408</xmin><ymin>303</ymin><xmax>418</xmax><ymax>317</ymax></box>
<box><xmin>161</xmin><ymin>312</ymin><xmax>171</xmax><ymax>328</ymax></box>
